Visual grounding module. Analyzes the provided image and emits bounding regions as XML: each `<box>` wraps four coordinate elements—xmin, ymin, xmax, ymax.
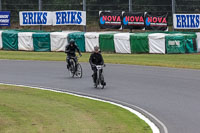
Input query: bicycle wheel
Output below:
<box><xmin>95</xmin><ymin>78</ymin><xmax>98</xmax><ymax>88</ymax></box>
<box><xmin>69</xmin><ymin>59</ymin><xmax>75</xmax><ymax>77</ymax></box>
<box><xmin>76</xmin><ymin>63</ymin><xmax>82</xmax><ymax>78</ymax></box>
<box><xmin>100</xmin><ymin>73</ymin><xmax>105</xmax><ymax>89</ymax></box>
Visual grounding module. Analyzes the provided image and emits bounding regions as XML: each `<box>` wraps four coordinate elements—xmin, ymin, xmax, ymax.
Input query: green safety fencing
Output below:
<box><xmin>33</xmin><ymin>32</ymin><xmax>51</xmax><ymax>52</ymax></box>
<box><xmin>0</xmin><ymin>30</ymin><xmax>199</xmax><ymax>54</ymax></box>
<box><xmin>184</xmin><ymin>34</ymin><xmax>197</xmax><ymax>53</ymax></box>
<box><xmin>2</xmin><ymin>30</ymin><xmax>19</xmax><ymax>51</ymax></box>
<box><xmin>165</xmin><ymin>35</ymin><xmax>186</xmax><ymax>54</ymax></box>
<box><xmin>99</xmin><ymin>33</ymin><xmax>116</xmax><ymax>52</ymax></box>
<box><xmin>165</xmin><ymin>33</ymin><xmax>197</xmax><ymax>54</ymax></box>
<box><xmin>68</xmin><ymin>32</ymin><xmax>85</xmax><ymax>52</ymax></box>
<box><xmin>130</xmin><ymin>33</ymin><xmax>151</xmax><ymax>53</ymax></box>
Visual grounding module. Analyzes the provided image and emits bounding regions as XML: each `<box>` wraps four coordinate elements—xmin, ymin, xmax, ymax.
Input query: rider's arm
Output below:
<box><xmin>75</xmin><ymin>45</ymin><xmax>81</xmax><ymax>55</ymax></box>
<box><xmin>100</xmin><ymin>54</ymin><xmax>104</xmax><ymax>65</ymax></box>
<box><xmin>65</xmin><ymin>45</ymin><xmax>69</xmax><ymax>53</ymax></box>
<box><xmin>89</xmin><ymin>54</ymin><xmax>94</xmax><ymax>66</ymax></box>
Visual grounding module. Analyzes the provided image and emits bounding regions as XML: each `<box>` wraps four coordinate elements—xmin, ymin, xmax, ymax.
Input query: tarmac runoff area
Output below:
<box><xmin>2</xmin><ymin>60</ymin><xmax>200</xmax><ymax>133</ymax></box>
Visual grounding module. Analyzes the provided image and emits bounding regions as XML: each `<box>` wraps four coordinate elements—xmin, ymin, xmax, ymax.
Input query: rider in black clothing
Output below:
<box><xmin>89</xmin><ymin>46</ymin><xmax>106</xmax><ymax>86</ymax></box>
<box><xmin>65</xmin><ymin>39</ymin><xmax>82</xmax><ymax>69</ymax></box>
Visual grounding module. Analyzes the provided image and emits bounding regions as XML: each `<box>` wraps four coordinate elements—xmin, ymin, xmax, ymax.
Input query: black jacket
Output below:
<box><xmin>89</xmin><ymin>52</ymin><xmax>104</xmax><ymax>66</ymax></box>
<box><xmin>65</xmin><ymin>44</ymin><xmax>80</xmax><ymax>57</ymax></box>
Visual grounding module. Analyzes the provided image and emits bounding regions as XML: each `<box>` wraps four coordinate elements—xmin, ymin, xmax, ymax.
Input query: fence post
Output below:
<box><xmin>129</xmin><ymin>0</ymin><xmax>132</xmax><ymax>12</ymax></box>
<box><xmin>172</xmin><ymin>0</ymin><xmax>175</xmax><ymax>31</ymax></box>
<box><xmin>83</xmin><ymin>0</ymin><xmax>86</xmax><ymax>32</ymax></box>
<box><xmin>0</xmin><ymin>0</ymin><xmax>2</xmax><ymax>11</ymax></box>
<box><xmin>0</xmin><ymin>0</ymin><xmax>2</xmax><ymax>29</ymax></box>
<box><xmin>129</xmin><ymin>0</ymin><xmax>132</xmax><ymax>32</ymax></box>
<box><xmin>39</xmin><ymin>0</ymin><xmax>42</xmax><ymax>30</ymax></box>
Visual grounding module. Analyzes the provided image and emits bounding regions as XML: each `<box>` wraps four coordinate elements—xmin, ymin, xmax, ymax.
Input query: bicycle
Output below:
<box><xmin>94</xmin><ymin>65</ymin><xmax>106</xmax><ymax>89</ymax></box>
<box><xmin>67</xmin><ymin>56</ymin><xmax>82</xmax><ymax>78</ymax></box>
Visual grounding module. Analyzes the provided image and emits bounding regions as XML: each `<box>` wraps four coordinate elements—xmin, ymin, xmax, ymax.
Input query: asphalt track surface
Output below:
<box><xmin>1</xmin><ymin>60</ymin><xmax>200</xmax><ymax>133</ymax></box>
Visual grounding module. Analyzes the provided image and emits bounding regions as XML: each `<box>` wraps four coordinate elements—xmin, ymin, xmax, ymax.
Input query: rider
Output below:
<box><xmin>89</xmin><ymin>46</ymin><xmax>106</xmax><ymax>86</ymax></box>
<box><xmin>65</xmin><ymin>39</ymin><xmax>82</xmax><ymax>70</ymax></box>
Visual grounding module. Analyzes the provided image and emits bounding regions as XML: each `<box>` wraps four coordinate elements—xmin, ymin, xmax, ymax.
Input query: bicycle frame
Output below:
<box><xmin>95</xmin><ymin>65</ymin><xmax>104</xmax><ymax>88</ymax></box>
<box><xmin>68</xmin><ymin>56</ymin><xmax>77</xmax><ymax>70</ymax></box>
<box><xmin>67</xmin><ymin>56</ymin><xmax>82</xmax><ymax>78</ymax></box>
<box><xmin>96</xmin><ymin>65</ymin><xmax>103</xmax><ymax>81</ymax></box>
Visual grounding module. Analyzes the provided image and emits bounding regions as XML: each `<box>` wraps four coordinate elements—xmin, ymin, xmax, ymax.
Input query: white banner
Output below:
<box><xmin>19</xmin><ymin>11</ymin><xmax>86</xmax><ymax>26</ymax></box>
<box><xmin>53</xmin><ymin>10</ymin><xmax>86</xmax><ymax>26</ymax></box>
<box><xmin>173</xmin><ymin>14</ymin><xmax>200</xmax><ymax>29</ymax></box>
<box><xmin>19</xmin><ymin>11</ymin><xmax>53</xmax><ymax>26</ymax></box>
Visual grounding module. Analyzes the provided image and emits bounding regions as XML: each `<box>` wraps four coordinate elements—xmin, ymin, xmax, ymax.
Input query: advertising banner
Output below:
<box><xmin>145</xmin><ymin>12</ymin><xmax>168</xmax><ymax>31</ymax></box>
<box><xmin>173</xmin><ymin>14</ymin><xmax>200</xmax><ymax>29</ymax></box>
<box><xmin>19</xmin><ymin>11</ymin><xmax>53</xmax><ymax>26</ymax></box>
<box><xmin>122</xmin><ymin>12</ymin><xmax>145</xmax><ymax>29</ymax></box>
<box><xmin>0</xmin><ymin>11</ymin><xmax>10</xmax><ymax>26</ymax></box>
<box><xmin>20</xmin><ymin>10</ymin><xmax>86</xmax><ymax>26</ymax></box>
<box><xmin>99</xmin><ymin>11</ymin><xmax>122</xmax><ymax>29</ymax></box>
<box><xmin>53</xmin><ymin>11</ymin><xmax>86</xmax><ymax>26</ymax></box>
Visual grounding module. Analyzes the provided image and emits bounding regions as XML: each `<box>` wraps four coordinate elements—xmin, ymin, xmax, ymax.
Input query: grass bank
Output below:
<box><xmin>0</xmin><ymin>84</ymin><xmax>152</xmax><ymax>133</ymax></box>
<box><xmin>0</xmin><ymin>50</ymin><xmax>200</xmax><ymax>69</ymax></box>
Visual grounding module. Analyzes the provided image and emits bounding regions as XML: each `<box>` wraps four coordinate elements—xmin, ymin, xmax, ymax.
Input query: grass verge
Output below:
<box><xmin>0</xmin><ymin>84</ymin><xmax>152</xmax><ymax>133</ymax></box>
<box><xmin>0</xmin><ymin>50</ymin><xmax>200</xmax><ymax>69</ymax></box>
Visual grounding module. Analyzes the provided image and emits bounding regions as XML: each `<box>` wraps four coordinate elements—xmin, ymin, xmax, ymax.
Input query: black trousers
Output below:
<box><xmin>66</xmin><ymin>56</ymin><xmax>77</xmax><ymax>69</ymax></box>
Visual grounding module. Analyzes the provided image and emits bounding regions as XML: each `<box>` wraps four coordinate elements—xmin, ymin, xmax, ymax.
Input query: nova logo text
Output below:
<box><xmin>100</xmin><ymin>15</ymin><xmax>121</xmax><ymax>25</ymax></box>
<box><xmin>123</xmin><ymin>16</ymin><xmax>144</xmax><ymax>25</ymax></box>
<box><xmin>145</xmin><ymin>16</ymin><xmax>167</xmax><ymax>26</ymax></box>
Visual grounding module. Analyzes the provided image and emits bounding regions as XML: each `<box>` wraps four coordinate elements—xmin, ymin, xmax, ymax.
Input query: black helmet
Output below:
<box><xmin>94</xmin><ymin>46</ymin><xmax>99</xmax><ymax>52</ymax></box>
<box><xmin>69</xmin><ymin>39</ymin><xmax>75</xmax><ymax>45</ymax></box>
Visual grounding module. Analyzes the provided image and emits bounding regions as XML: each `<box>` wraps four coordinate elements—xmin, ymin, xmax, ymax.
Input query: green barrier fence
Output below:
<box><xmin>68</xmin><ymin>32</ymin><xmax>85</xmax><ymax>52</ymax></box>
<box><xmin>184</xmin><ymin>34</ymin><xmax>197</xmax><ymax>53</ymax></box>
<box><xmin>99</xmin><ymin>33</ymin><xmax>116</xmax><ymax>52</ymax></box>
<box><xmin>2</xmin><ymin>30</ymin><xmax>19</xmax><ymax>51</ymax></box>
<box><xmin>165</xmin><ymin>35</ymin><xmax>186</xmax><ymax>54</ymax></box>
<box><xmin>0</xmin><ymin>30</ymin><xmax>199</xmax><ymax>54</ymax></box>
<box><xmin>130</xmin><ymin>33</ymin><xmax>150</xmax><ymax>53</ymax></box>
<box><xmin>33</xmin><ymin>32</ymin><xmax>51</xmax><ymax>52</ymax></box>
<box><xmin>165</xmin><ymin>33</ymin><xmax>197</xmax><ymax>54</ymax></box>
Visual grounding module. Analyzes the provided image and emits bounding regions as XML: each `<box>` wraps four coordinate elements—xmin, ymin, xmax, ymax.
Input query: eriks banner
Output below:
<box><xmin>173</xmin><ymin>14</ymin><xmax>200</xmax><ymax>29</ymax></box>
<box><xmin>19</xmin><ymin>11</ymin><xmax>86</xmax><ymax>26</ymax></box>
<box><xmin>53</xmin><ymin>11</ymin><xmax>86</xmax><ymax>26</ymax></box>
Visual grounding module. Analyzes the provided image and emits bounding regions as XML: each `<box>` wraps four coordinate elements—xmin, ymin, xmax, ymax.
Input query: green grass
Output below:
<box><xmin>0</xmin><ymin>84</ymin><xmax>152</xmax><ymax>133</ymax></box>
<box><xmin>1</xmin><ymin>50</ymin><xmax>200</xmax><ymax>69</ymax></box>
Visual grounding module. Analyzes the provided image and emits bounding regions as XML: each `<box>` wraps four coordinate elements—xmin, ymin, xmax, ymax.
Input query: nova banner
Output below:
<box><xmin>122</xmin><ymin>12</ymin><xmax>145</xmax><ymax>29</ymax></box>
<box><xmin>99</xmin><ymin>11</ymin><xmax>122</xmax><ymax>29</ymax></box>
<box><xmin>0</xmin><ymin>11</ymin><xmax>10</xmax><ymax>26</ymax></box>
<box><xmin>19</xmin><ymin>11</ymin><xmax>86</xmax><ymax>26</ymax></box>
<box><xmin>53</xmin><ymin>11</ymin><xmax>86</xmax><ymax>26</ymax></box>
<box><xmin>173</xmin><ymin>14</ymin><xmax>200</xmax><ymax>29</ymax></box>
<box><xmin>145</xmin><ymin>12</ymin><xmax>168</xmax><ymax>31</ymax></box>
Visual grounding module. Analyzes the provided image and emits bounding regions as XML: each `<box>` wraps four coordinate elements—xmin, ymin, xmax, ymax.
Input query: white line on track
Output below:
<box><xmin>0</xmin><ymin>82</ymin><xmax>168</xmax><ymax>133</ymax></box>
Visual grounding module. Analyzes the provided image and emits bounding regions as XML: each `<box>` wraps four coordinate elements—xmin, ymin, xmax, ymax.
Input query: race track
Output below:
<box><xmin>1</xmin><ymin>60</ymin><xmax>200</xmax><ymax>133</ymax></box>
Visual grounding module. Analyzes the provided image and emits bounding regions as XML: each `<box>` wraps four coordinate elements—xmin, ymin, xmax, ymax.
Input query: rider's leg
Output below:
<box><xmin>92</xmin><ymin>67</ymin><xmax>97</xmax><ymax>83</ymax></box>
<box><xmin>67</xmin><ymin>56</ymin><xmax>71</xmax><ymax>69</ymax></box>
<box><xmin>73</xmin><ymin>57</ymin><xmax>78</xmax><ymax>71</ymax></box>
